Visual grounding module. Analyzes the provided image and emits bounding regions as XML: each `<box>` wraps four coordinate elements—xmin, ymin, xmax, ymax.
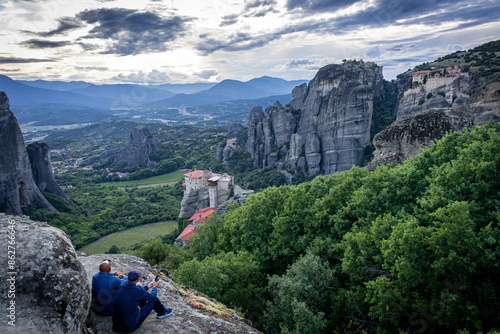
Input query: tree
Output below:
<box><xmin>108</xmin><ymin>244</ymin><xmax>120</xmax><ymax>254</ymax></box>
<box><xmin>173</xmin><ymin>251</ymin><xmax>263</xmax><ymax>311</ymax></box>
<box><xmin>264</xmin><ymin>253</ymin><xmax>338</xmax><ymax>334</ymax></box>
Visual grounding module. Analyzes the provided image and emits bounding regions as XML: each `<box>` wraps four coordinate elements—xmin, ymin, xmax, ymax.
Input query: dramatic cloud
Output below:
<box><xmin>75</xmin><ymin>8</ymin><xmax>193</xmax><ymax>56</ymax></box>
<box><xmin>19</xmin><ymin>39</ymin><xmax>71</xmax><ymax>49</ymax></box>
<box><xmin>271</xmin><ymin>58</ymin><xmax>336</xmax><ymax>71</ymax></box>
<box><xmin>219</xmin><ymin>0</ymin><xmax>278</xmax><ymax>26</ymax></box>
<box><xmin>0</xmin><ymin>56</ymin><xmax>54</xmax><ymax>64</ymax></box>
<box><xmin>34</xmin><ymin>17</ymin><xmax>84</xmax><ymax>37</ymax></box>
<box><xmin>286</xmin><ymin>0</ymin><xmax>357</xmax><ymax>12</ymax></box>
<box><xmin>194</xmin><ymin>69</ymin><xmax>218</xmax><ymax>79</ymax></box>
<box><xmin>220</xmin><ymin>14</ymin><xmax>239</xmax><ymax>27</ymax></box>
<box><xmin>113</xmin><ymin>69</ymin><xmax>171</xmax><ymax>84</ymax></box>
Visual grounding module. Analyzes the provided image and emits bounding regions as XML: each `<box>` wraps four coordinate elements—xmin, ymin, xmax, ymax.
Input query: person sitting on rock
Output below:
<box><xmin>91</xmin><ymin>259</ymin><xmax>127</xmax><ymax>316</ymax></box>
<box><xmin>112</xmin><ymin>269</ymin><xmax>173</xmax><ymax>333</ymax></box>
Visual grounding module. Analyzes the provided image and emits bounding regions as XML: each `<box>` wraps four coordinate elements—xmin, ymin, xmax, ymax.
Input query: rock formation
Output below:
<box><xmin>246</xmin><ymin>61</ymin><xmax>384</xmax><ymax>176</ymax></box>
<box><xmin>178</xmin><ymin>187</ymin><xmax>210</xmax><ymax>218</ymax></box>
<box><xmin>0</xmin><ymin>214</ymin><xmax>260</xmax><ymax>333</ymax></box>
<box><xmin>470</xmin><ymin>77</ymin><xmax>500</xmax><ymax>124</ymax></box>
<box><xmin>372</xmin><ymin>69</ymin><xmax>499</xmax><ymax>171</ymax></box>
<box><xmin>78</xmin><ymin>127</ymin><xmax>160</xmax><ymax>168</ymax></box>
<box><xmin>27</xmin><ymin>142</ymin><xmax>72</xmax><ymax>203</ymax></box>
<box><xmin>367</xmin><ymin>109</ymin><xmax>473</xmax><ymax>171</ymax></box>
<box><xmin>0</xmin><ymin>213</ymin><xmax>89</xmax><ymax>333</ymax></box>
<box><xmin>0</xmin><ymin>91</ymin><xmax>56</xmax><ymax>215</ymax></box>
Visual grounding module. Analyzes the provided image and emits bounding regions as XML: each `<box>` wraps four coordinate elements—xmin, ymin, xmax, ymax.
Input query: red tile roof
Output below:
<box><xmin>184</xmin><ymin>170</ymin><xmax>204</xmax><ymax>179</ymax></box>
<box><xmin>188</xmin><ymin>207</ymin><xmax>217</xmax><ymax>223</ymax></box>
<box><xmin>177</xmin><ymin>224</ymin><xmax>197</xmax><ymax>243</ymax></box>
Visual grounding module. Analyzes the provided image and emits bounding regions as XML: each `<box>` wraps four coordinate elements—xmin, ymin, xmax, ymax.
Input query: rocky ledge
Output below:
<box><xmin>367</xmin><ymin>108</ymin><xmax>473</xmax><ymax>171</ymax></box>
<box><xmin>0</xmin><ymin>214</ymin><xmax>260</xmax><ymax>333</ymax></box>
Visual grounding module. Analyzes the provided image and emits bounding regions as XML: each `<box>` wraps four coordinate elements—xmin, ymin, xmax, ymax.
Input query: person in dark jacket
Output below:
<box><xmin>112</xmin><ymin>269</ymin><xmax>172</xmax><ymax>333</ymax></box>
<box><xmin>91</xmin><ymin>260</ymin><xmax>127</xmax><ymax>315</ymax></box>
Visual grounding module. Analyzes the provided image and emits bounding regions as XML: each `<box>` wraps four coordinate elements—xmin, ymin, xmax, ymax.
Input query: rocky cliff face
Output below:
<box><xmin>0</xmin><ymin>91</ymin><xmax>56</xmax><ymax>215</ymax></box>
<box><xmin>394</xmin><ymin>75</ymin><xmax>472</xmax><ymax>120</ymax></box>
<box><xmin>0</xmin><ymin>213</ymin><xmax>259</xmax><ymax>333</ymax></box>
<box><xmin>27</xmin><ymin>142</ymin><xmax>72</xmax><ymax>203</ymax></box>
<box><xmin>246</xmin><ymin>62</ymin><xmax>384</xmax><ymax>176</ymax></box>
<box><xmin>469</xmin><ymin>76</ymin><xmax>500</xmax><ymax>123</ymax></box>
<box><xmin>178</xmin><ymin>187</ymin><xmax>210</xmax><ymax>218</ymax></box>
<box><xmin>0</xmin><ymin>213</ymin><xmax>89</xmax><ymax>333</ymax></box>
<box><xmin>367</xmin><ymin>109</ymin><xmax>473</xmax><ymax>170</ymax></box>
<box><xmin>371</xmin><ymin>72</ymin><xmax>499</xmax><ymax>170</ymax></box>
<box><xmin>78</xmin><ymin>127</ymin><xmax>161</xmax><ymax>168</ymax></box>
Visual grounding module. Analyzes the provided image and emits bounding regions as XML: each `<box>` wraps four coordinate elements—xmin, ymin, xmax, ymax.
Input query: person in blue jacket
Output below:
<box><xmin>91</xmin><ymin>260</ymin><xmax>127</xmax><ymax>315</ymax></box>
<box><xmin>112</xmin><ymin>269</ymin><xmax>173</xmax><ymax>333</ymax></box>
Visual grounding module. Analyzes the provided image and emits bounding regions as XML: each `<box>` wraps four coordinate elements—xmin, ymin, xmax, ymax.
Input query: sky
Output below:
<box><xmin>0</xmin><ymin>0</ymin><xmax>499</xmax><ymax>84</ymax></box>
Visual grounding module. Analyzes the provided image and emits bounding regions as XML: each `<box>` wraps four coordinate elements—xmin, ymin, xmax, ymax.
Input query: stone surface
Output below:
<box><xmin>78</xmin><ymin>127</ymin><xmax>160</xmax><ymax>168</ymax></box>
<box><xmin>79</xmin><ymin>253</ymin><xmax>260</xmax><ymax>334</ymax></box>
<box><xmin>0</xmin><ymin>91</ymin><xmax>56</xmax><ymax>215</ymax></box>
<box><xmin>246</xmin><ymin>62</ymin><xmax>383</xmax><ymax>176</ymax></box>
<box><xmin>0</xmin><ymin>214</ymin><xmax>89</xmax><ymax>333</ymax></box>
<box><xmin>178</xmin><ymin>187</ymin><xmax>210</xmax><ymax>218</ymax></box>
<box><xmin>469</xmin><ymin>76</ymin><xmax>500</xmax><ymax>124</ymax></box>
<box><xmin>367</xmin><ymin>109</ymin><xmax>473</xmax><ymax>171</ymax></box>
<box><xmin>26</xmin><ymin>142</ymin><xmax>72</xmax><ymax>203</ymax></box>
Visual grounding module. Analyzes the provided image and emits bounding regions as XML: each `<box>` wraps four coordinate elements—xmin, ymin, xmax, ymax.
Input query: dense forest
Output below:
<box><xmin>136</xmin><ymin>122</ymin><xmax>500</xmax><ymax>333</ymax></box>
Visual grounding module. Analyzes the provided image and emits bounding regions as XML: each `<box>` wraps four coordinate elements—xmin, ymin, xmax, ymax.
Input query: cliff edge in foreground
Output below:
<box><xmin>0</xmin><ymin>214</ymin><xmax>260</xmax><ymax>334</ymax></box>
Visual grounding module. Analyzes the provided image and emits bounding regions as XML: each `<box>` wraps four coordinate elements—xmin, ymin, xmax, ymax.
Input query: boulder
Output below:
<box><xmin>0</xmin><ymin>214</ymin><xmax>89</xmax><ymax>333</ymax></box>
<box><xmin>367</xmin><ymin>108</ymin><xmax>473</xmax><ymax>171</ymax></box>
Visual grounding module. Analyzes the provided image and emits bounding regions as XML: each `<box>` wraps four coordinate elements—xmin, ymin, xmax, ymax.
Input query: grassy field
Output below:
<box><xmin>79</xmin><ymin>220</ymin><xmax>178</xmax><ymax>254</ymax></box>
<box><xmin>100</xmin><ymin>170</ymin><xmax>187</xmax><ymax>187</ymax></box>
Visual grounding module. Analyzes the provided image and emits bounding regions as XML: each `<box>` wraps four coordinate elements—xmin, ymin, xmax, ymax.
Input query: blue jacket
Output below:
<box><xmin>112</xmin><ymin>280</ymin><xmax>157</xmax><ymax>332</ymax></box>
<box><xmin>91</xmin><ymin>272</ymin><xmax>126</xmax><ymax>315</ymax></box>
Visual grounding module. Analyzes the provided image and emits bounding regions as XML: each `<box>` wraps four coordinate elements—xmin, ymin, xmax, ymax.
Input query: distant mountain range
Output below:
<box><xmin>148</xmin><ymin>77</ymin><xmax>307</xmax><ymax>108</ymax></box>
<box><xmin>0</xmin><ymin>75</ymin><xmax>307</xmax><ymax>112</ymax></box>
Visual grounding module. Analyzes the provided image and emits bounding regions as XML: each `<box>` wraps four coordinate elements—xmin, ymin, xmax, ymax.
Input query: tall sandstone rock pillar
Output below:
<box><xmin>27</xmin><ymin>142</ymin><xmax>73</xmax><ymax>203</ymax></box>
<box><xmin>0</xmin><ymin>91</ymin><xmax>56</xmax><ymax>215</ymax></box>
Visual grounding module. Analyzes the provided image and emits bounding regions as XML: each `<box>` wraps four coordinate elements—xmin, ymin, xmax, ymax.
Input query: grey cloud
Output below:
<box><xmin>113</xmin><ymin>69</ymin><xmax>171</xmax><ymax>84</ymax></box>
<box><xmin>271</xmin><ymin>58</ymin><xmax>333</xmax><ymax>71</ymax></box>
<box><xmin>34</xmin><ymin>17</ymin><xmax>84</xmax><ymax>37</ymax></box>
<box><xmin>220</xmin><ymin>14</ymin><xmax>239</xmax><ymax>27</ymax></box>
<box><xmin>0</xmin><ymin>68</ymin><xmax>21</xmax><ymax>72</ymax></box>
<box><xmin>198</xmin><ymin>30</ymin><xmax>282</xmax><ymax>54</ymax></box>
<box><xmin>0</xmin><ymin>56</ymin><xmax>54</xmax><ymax>64</ymax></box>
<box><xmin>195</xmin><ymin>70</ymin><xmax>218</xmax><ymax>79</ymax></box>
<box><xmin>220</xmin><ymin>0</ymin><xmax>278</xmax><ymax>26</ymax></box>
<box><xmin>19</xmin><ymin>39</ymin><xmax>71</xmax><ymax>49</ymax></box>
<box><xmin>286</xmin><ymin>0</ymin><xmax>357</xmax><ymax>11</ymax></box>
<box><xmin>74</xmin><ymin>66</ymin><xmax>109</xmax><ymax>71</ymax></box>
<box><xmin>75</xmin><ymin>8</ymin><xmax>193</xmax><ymax>56</ymax></box>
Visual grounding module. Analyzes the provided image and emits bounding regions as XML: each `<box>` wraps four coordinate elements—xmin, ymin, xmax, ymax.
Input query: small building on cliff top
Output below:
<box><xmin>182</xmin><ymin>169</ymin><xmax>234</xmax><ymax>208</ymax></box>
<box><xmin>176</xmin><ymin>207</ymin><xmax>217</xmax><ymax>245</ymax></box>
